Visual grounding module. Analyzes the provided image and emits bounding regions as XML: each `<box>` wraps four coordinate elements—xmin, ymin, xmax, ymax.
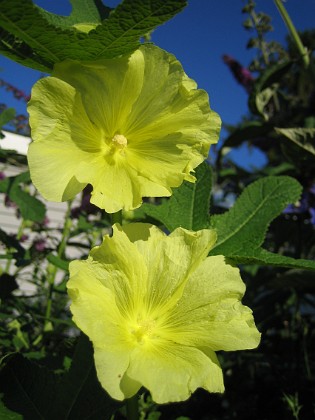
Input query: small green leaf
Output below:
<box><xmin>275</xmin><ymin>127</ymin><xmax>315</xmax><ymax>156</ymax></box>
<box><xmin>0</xmin><ymin>400</ymin><xmax>22</xmax><ymax>420</ymax></box>
<box><xmin>248</xmin><ymin>60</ymin><xmax>292</xmax><ymax>116</ymax></box>
<box><xmin>0</xmin><ymin>108</ymin><xmax>15</xmax><ymax>130</ymax></box>
<box><xmin>142</xmin><ymin>162</ymin><xmax>212</xmax><ymax>231</ymax></box>
<box><xmin>47</xmin><ymin>254</ymin><xmax>69</xmax><ymax>271</ymax></box>
<box><xmin>0</xmin><ymin>171</ymin><xmax>46</xmax><ymax>222</ymax></box>
<box><xmin>255</xmin><ymin>85</ymin><xmax>278</xmax><ymax>120</ymax></box>
<box><xmin>0</xmin><ymin>274</ymin><xmax>19</xmax><ymax>299</ymax></box>
<box><xmin>0</xmin><ymin>228</ymin><xmax>25</xmax><ymax>259</ymax></box>
<box><xmin>8</xmin><ymin>172</ymin><xmax>46</xmax><ymax>222</ymax></box>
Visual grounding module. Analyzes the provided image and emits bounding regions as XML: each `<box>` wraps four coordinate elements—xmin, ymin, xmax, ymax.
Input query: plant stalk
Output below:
<box><xmin>43</xmin><ymin>201</ymin><xmax>72</xmax><ymax>332</ymax></box>
<box><xmin>274</xmin><ymin>0</ymin><xmax>309</xmax><ymax>68</ymax></box>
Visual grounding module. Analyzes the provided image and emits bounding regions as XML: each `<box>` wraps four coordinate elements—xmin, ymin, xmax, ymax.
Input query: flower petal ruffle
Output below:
<box><xmin>28</xmin><ymin>45</ymin><xmax>221</xmax><ymax>212</ymax></box>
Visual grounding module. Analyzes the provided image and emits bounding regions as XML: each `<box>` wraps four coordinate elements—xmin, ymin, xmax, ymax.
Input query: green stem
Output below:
<box><xmin>250</xmin><ymin>9</ymin><xmax>269</xmax><ymax>66</ymax></box>
<box><xmin>274</xmin><ymin>0</ymin><xmax>309</xmax><ymax>68</ymax></box>
<box><xmin>111</xmin><ymin>210</ymin><xmax>122</xmax><ymax>225</ymax></box>
<box><xmin>126</xmin><ymin>395</ymin><xmax>139</xmax><ymax>420</ymax></box>
<box><xmin>43</xmin><ymin>202</ymin><xmax>72</xmax><ymax>332</ymax></box>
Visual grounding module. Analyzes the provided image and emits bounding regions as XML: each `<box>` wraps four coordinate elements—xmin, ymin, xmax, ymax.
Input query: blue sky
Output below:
<box><xmin>1</xmin><ymin>0</ymin><xmax>315</xmax><ymax>168</ymax></box>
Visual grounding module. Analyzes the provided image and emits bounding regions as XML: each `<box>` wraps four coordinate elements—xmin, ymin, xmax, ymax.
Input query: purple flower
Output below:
<box><xmin>33</xmin><ymin>238</ymin><xmax>46</xmax><ymax>252</ymax></box>
<box><xmin>20</xmin><ymin>234</ymin><xmax>29</xmax><ymax>242</ymax></box>
<box><xmin>222</xmin><ymin>55</ymin><xmax>254</xmax><ymax>93</ymax></box>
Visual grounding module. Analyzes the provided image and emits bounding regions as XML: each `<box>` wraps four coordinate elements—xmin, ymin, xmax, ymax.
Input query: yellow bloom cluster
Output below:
<box><xmin>27</xmin><ymin>44</ymin><xmax>260</xmax><ymax>404</ymax></box>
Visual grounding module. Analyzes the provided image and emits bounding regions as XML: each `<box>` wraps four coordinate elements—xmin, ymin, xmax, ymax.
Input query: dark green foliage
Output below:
<box><xmin>143</xmin><ymin>161</ymin><xmax>212</xmax><ymax>231</ymax></box>
<box><xmin>0</xmin><ymin>335</ymin><xmax>121</xmax><ymax>419</ymax></box>
<box><xmin>0</xmin><ymin>171</ymin><xmax>46</xmax><ymax>222</ymax></box>
<box><xmin>0</xmin><ymin>273</ymin><xmax>18</xmax><ymax>299</ymax></box>
<box><xmin>0</xmin><ymin>108</ymin><xmax>15</xmax><ymax>132</ymax></box>
<box><xmin>0</xmin><ymin>0</ymin><xmax>187</xmax><ymax>72</ymax></box>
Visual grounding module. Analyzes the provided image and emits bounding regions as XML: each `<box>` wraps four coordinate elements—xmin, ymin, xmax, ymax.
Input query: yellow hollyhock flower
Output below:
<box><xmin>27</xmin><ymin>44</ymin><xmax>220</xmax><ymax>213</ymax></box>
<box><xmin>67</xmin><ymin>224</ymin><xmax>260</xmax><ymax>404</ymax></box>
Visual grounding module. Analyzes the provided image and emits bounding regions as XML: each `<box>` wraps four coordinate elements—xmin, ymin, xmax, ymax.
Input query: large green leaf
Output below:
<box><xmin>209</xmin><ymin>176</ymin><xmax>315</xmax><ymax>270</ymax></box>
<box><xmin>0</xmin><ymin>353</ymin><xmax>58</xmax><ymax>419</ymax></box>
<box><xmin>142</xmin><ymin>162</ymin><xmax>212</xmax><ymax>231</ymax></box>
<box><xmin>0</xmin><ymin>335</ymin><xmax>121</xmax><ymax>419</ymax></box>
<box><xmin>143</xmin><ymin>173</ymin><xmax>315</xmax><ymax>270</ymax></box>
<box><xmin>0</xmin><ymin>0</ymin><xmax>187</xmax><ymax>72</ymax></box>
<box><xmin>37</xmin><ymin>0</ymin><xmax>112</xmax><ymax>30</ymax></box>
<box><xmin>50</xmin><ymin>334</ymin><xmax>121</xmax><ymax>420</ymax></box>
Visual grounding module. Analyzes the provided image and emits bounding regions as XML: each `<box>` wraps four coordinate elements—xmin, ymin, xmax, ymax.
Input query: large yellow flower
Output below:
<box><xmin>67</xmin><ymin>224</ymin><xmax>260</xmax><ymax>404</ymax></box>
<box><xmin>27</xmin><ymin>45</ymin><xmax>220</xmax><ymax>213</ymax></box>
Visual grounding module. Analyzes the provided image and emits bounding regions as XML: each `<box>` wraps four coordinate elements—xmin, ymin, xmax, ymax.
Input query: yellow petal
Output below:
<box><xmin>127</xmin><ymin>341</ymin><xmax>224</xmax><ymax>403</ymax></box>
<box><xmin>28</xmin><ymin>77</ymin><xmax>101</xmax><ymax>201</ymax></box>
<box><xmin>163</xmin><ymin>255</ymin><xmax>261</xmax><ymax>350</ymax></box>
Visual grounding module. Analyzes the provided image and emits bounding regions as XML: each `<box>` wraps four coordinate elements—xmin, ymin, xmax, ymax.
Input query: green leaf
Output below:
<box><xmin>0</xmin><ymin>336</ymin><xmax>121</xmax><ymax>419</ymax></box>
<box><xmin>222</xmin><ymin>120</ymin><xmax>272</xmax><ymax>149</ymax></box>
<box><xmin>0</xmin><ymin>0</ymin><xmax>187</xmax><ymax>72</ymax></box>
<box><xmin>0</xmin><ymin>228</ymin><xmax>25</xmax><ymax>259</ymax></box>
<box><xmin>0</xmin><ymin>353</ymin><xmax>58</xmax><ymax>419</ymax></box>
<box><xmin>248</xmin><ymin>60</ymin><xmax>293</xmax><ymax>116</ymax></box>
<box><xmin>0</xmin><ymin>400</ymin><xmax>22</xmax><ymax>420</ymax></box>
<box><xmin>51</xmin><ymin>334</ymin><xmax>121</xmax><ymax>420</ymax></box>
<box><xmin>0</xmin><ymin>274</ymin><xmax>19</xmax><ymax>299</ymax></box>
<box><xmin>0</xmin><ymin>177</ymin><xmax>10</xmax><ymax>193</ymax></box>
<box><xmin>275</xmin><ymin>127</ymin><xmax>315</xmax><ymax>156</ymax></box>
<box><xmin>7</xmin><ymin>172</ymin><xmax>46</xmax><ymax>223</ymax></box>
<box><xmin>47</xmin><ymin>254</ymin><xmax>69</xmax><ymax>271</ymax></box>
<box><xmin>209</xmin><ymin>176</ymin><xmax>315</xmax><ymax>270</ymax></box>
<box><xmin>0</xmin><ymin>171</ymin><xmax>46</xmax><ymax>222</ymax></box>
<box><xmin>142</xmin><ymin>162</ymin><xmax>212</xmax><ymax>231</ymax></box>
<box><xmin>36</xmin><ymin>0</ymin><xmax>111</xmax><ymax>30</ymax></box>
<box><xmin>0</xmin><ymin>108</ymin><xmax>15</xmax><ymax>130</ymax></box>
<box><xmin>233</xmin><ymin>249</ymin><xmax>315</xmax><ymax>270</ymax></box>
<box><xmin>255</xmin><ymin>85</ymin><xmax>278</xmax><ymax>120</ymax></box>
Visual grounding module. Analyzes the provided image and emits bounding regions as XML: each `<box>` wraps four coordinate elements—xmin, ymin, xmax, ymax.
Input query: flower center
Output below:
<box><xmin>112</xmin><ymin>134</ymin><xmax>128</xmax><ymax>150</ymax></box>
<box><xmin>131</xmin><ymin>319</ymin><xmax>156</xmax><ymax>345</ymax></box>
